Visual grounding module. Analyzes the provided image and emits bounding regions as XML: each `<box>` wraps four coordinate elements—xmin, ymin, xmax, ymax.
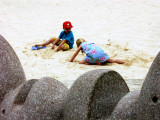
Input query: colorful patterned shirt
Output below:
<box><xmin>81</xmin><ymin>42</ymin><xmax>110</xmax><ymax>64</ymax></box>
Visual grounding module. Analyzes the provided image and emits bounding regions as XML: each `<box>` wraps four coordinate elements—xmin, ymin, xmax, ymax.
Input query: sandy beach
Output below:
<box><xmin>0</xmin><ymin>0</ymin><xmax>160</xmax><ymax>91</ymax></box>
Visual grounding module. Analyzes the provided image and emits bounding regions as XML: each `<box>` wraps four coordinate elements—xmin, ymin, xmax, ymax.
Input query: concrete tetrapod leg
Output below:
<box><xmin>138</xmin><ymin>51</ymin><xmax>160</xmax><ymax>120</ymax></box>
<box><xmin>0</xmin><ymin>79</ymin><xmax>37</xmax><ymax>120</ymax></box>
<box><xmin>108</xmin><ymin>91</ymin><xmax>140</xmax><ymax>120</ymax></box>
<box><xmin>0</xmin><ymin>77</ymin><xmax>68</xmax><ymax>120</ymax></box>
<box><xmin>0</xmin><ymin>34</ymin><xmax>26</xmax><ymax>103</ymax></box>
<box><xmin>63</xmin><ymin>69</ymin><xmax>130</xmax><ymax>120</ymax></box>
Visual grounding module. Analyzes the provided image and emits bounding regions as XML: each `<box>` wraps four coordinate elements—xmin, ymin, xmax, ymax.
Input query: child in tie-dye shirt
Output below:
<box><xmin>70</xmin><ymin>38</ymin><xmax>125</xmax><ymax>65</ymax></box>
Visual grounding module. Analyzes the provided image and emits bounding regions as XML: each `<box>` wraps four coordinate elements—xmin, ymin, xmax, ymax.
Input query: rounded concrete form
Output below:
<box><xmin>0</xmin><ymin>35</ymin><xmax>26</xmax><ymax>103</ymax></box>
<box><xmin>63</xmin><ymin>69</ymin><xmax>129</xmax><ymax>120</ymax></box>
<box><xmin>0</xmin><ymin>77</ymin><xmax>68</xmax><ymax>120</ymax></box>
<box><xmin>109</xmin><ymin>91</ymin><xmax>140</xmax><ymax>120</ymax></box>
<box><xmin>139</xmin><ymin>52</ymin><xmax>160</xmax><ymax>119</ymax></box>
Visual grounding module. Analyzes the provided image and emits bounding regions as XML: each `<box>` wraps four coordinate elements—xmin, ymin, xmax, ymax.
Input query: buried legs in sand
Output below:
<box><xmin>79</xmin><ymin>58</ymin><xmax>125</xmax><ymax>65</ymax></box>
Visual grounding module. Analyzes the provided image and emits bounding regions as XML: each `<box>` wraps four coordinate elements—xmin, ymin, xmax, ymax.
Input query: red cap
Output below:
<box><xmin>63</xmin><ymin>21</ymin><xmax>73</xmax><ymax>29</ymax></box>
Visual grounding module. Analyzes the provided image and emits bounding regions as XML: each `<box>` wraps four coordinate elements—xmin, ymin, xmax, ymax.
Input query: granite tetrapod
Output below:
<box><xmin>0</xmin><ymin>35</ymin><xmax>26</xmax><ymax>103</ymax></box>
<box><xmin>0</xmin><ymin>34</ymin><xmax>160</xmax><ymax>120</ymax></box>
<box><xmin>108</xmin><ymin>52</ymin><xmax>160</xmax><ymax>120</ymax></box>
<box><xmin>0</xmin><ymin>35</ymin><xmax>68</xmax><ymax>120</ymax></box>
<box><xmin>63</xmin><ymin>69</ymin><xmax>130</xmax><ymax>120</ymax></box>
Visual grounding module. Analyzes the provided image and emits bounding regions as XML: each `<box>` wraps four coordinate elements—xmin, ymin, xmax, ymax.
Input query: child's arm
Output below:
<box><xmin>70</xmin><ymin>46</ymin><xmax>82</xmax><ymax>62</ymax></box>
<box><xmin>52</xmin><ymin>38</ymin><xmax>60</xmax><ymax>49</ymax></box>
<box><xmin>57</xmin><ymin>39</ymin><xmax>67</xmax><ymax>51</ymax></box>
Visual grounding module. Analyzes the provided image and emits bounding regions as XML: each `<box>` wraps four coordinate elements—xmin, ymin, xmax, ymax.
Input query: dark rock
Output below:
<box><xmin>63</xmin><ymin>69</ymin><xmax>129</xmax><ymax>120</ymax></box>
<box><xmin>0</xmin><ymin>77</ymin><xmax>68</xmax><ymax>120</ymax></box>
<box><xmin>0</xmin><ymin>35</ymin><xmax>26</xmax><ymax>103</ymax></box>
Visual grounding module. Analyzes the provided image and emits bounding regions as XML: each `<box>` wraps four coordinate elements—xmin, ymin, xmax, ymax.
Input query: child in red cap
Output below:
<box><xmin>35</xmin><ymin>21</ymin><xmax>74</xmax><ymax>51</ymax></box>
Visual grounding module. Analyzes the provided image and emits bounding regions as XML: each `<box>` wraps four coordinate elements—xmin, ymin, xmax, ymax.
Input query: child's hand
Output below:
<box><xmin>70</xmin><ymin>59</ymin><xmax>73</xmax><ymax>62</ymax></box>
<box><xmin>51</xmin><ymin>45</ymin><xmax>55</xmax><ymax>50</ymax></box>
<box><xmin>57</xmin><ymin>47</ymin><xmax>61</xmax><ymax>52</ymax></box>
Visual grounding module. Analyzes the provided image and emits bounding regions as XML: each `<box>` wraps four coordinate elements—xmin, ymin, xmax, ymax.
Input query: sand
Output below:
<box><xmin>0</xmin><ymin>0</ymin><xmax>160</xmax><ymax>91</ymax></box>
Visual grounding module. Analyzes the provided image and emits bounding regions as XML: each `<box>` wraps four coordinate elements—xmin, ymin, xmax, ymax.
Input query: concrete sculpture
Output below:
<box><xmin>0</xmin><ymin>34</ymin><xmax>159</xmax><ymax>120</ymax></box>
<box><xmin>63</xmin><ymin>69</ymin><xmax>129</xmax><ymax>120</ymax></box>
<box><xmin>0</xmin><ymin>35</ymin><xmax>68</xmax><ymax>120</ymax></box>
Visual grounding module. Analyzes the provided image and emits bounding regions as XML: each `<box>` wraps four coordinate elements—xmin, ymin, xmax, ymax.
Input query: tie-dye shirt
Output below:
<box><xmin>81</xmin><ymin>42</ymin><xmax>110</xmax><ymax>64</ymax></box>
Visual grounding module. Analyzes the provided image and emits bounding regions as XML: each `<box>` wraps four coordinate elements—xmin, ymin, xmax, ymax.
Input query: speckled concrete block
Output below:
<box><xmin>0</xmin><ymin>79</ymin><xmax>36</xmax><ymax>120</ymax></box>
<box><xmin>107</xmin><ymin>52</ymin><xmax>160</xmax><ymax>120</ymax></box>
<box><xmin>0</xmin><ymin>77</ymin><xmax>68</xmax><ymax>120</ymax></box>
<box><xmin>138</xmin><ymin>52</ymin><xmax>160</xmax><ymax>120</ymax></box>
<box><xmin>0</xmin><ymin>35</ymin><xmax>68</xmax><ymax>120</ymax></box>
<box><xmin>63</xmin><ymin>69</ymin><xmax>129</xmax><ymax>120</ymax></box>
<box><xmin>0</xmin><ymin>35</ymin><xmax>26</xmax><ymax>103</ymax></box>
<box><xmin>23</xmin><ymin>77</ymin><xmax>68</xmax><ymax>120</ymax></box>
<box><xmin>108</xmin><ymin>91</ymin><xmax>140</xmax><ymax>120</ymax></box>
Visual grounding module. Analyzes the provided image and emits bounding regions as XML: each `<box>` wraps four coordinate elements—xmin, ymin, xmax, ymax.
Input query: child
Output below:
<box><xmin>70</xmin><ymin>38</ymin><xmax>125</xmax><ymax>65</ymax></box>
<box><xmin>35</xmin><ymin>21</ymin><xmax>74</xmax><ymax>51</ymax></box>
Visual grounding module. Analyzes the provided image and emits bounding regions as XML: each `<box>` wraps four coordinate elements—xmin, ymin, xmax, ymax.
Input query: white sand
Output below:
<box><xmin>0</xmin><ymin>0</ymin><xmax>160</xmax><ymax>91</ymax></box>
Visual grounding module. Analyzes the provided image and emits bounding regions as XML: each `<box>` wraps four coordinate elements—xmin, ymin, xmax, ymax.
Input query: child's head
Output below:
<box><xmin>63</xmin><ymin>21</ymin><xmax>73</xmax><ymax>33</ymax></box>
<box><xmin>76</xmin><ymin>38</ymin><xmax>86</xmax><ymax>47</ymax></box>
